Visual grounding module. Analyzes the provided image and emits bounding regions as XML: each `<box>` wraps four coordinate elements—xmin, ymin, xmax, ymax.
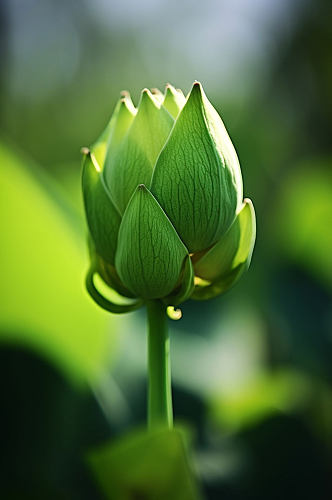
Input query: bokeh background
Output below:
<box><xmin>1</xmin><ymin>0</ymin><xmax>331</xmax><ymax>498</ymax></box>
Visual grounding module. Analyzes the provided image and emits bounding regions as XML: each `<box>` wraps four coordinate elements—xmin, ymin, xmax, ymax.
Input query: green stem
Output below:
<box><xmin>146</xmin><ymin>300</ymin><xmax>173</xmax><ymax>429</ymax></box>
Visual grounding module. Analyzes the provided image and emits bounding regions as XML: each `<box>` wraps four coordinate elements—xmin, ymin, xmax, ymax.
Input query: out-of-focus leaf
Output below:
<box><xmin>209</xmin><ymin>370</ymin><xmax>311</xmax><ymax>433</ymax></box>
<box><xmin>0</xmin><ymin>141</ymin><xmax>116</xmax><ymax>384</ymax></box>
<box><xmin>275</xmin><ymin>160</ymin><xmax>332</xmax><ymax>288</ymax></box>
<box><xmin>88</xmin><ymin>427</ymin><xmax>202</xmax><ymax>500</ymax></box>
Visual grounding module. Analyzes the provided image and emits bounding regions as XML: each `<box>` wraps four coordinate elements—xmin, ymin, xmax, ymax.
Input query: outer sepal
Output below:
<box><xmin>115</xmin><ymin>185</ymin><xmax>189</xmax><ymax>299</ymax></box>
<box><xmin>82</xmin><ymin>151</ymin><xmax>121</xmax><ymax>265</ymax></box>
<box><xmin>104</xmin><ymin>89</ymin><xmax>174</xmax><ymax>214</ymax></box>
<box><xmin>192</xmin><ymin>198</ymin><xmax>256</xmax><ymax>300</ymax></box>
<box><xmin>151</xmin><ymin>82</ymin><xmax>243</xmax><ymax>253</ymax></box>
<box><xmin>94</xmin><ymin>251</ymin><xmax>137</xmax><ymax>299</ymax></box>
<box><xmin>164</xmin><ymin>254</ymin><xmax>195</xmax><ymax>306</ymax></box>
<box><xmin>86</xmin><ymin>266</ymin><xmax>144</xmax><ymax>314</ymax></box>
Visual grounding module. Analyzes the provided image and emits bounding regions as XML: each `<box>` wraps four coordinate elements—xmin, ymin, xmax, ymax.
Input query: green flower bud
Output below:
<box><xmin>82</xmin><ymin>83</ymin><xmax>256</xmax><ymax>312</ymax></box>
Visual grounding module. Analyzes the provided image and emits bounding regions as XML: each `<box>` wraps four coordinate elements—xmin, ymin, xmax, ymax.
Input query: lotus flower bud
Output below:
<box><xmin>82</xmin><ymin>82</ymin><xmax>256</xmax><ymax>313</ymax></box>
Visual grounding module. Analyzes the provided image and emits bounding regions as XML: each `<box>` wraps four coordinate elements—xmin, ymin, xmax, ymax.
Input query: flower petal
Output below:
<box><xmin>92</xmin><ymin>93</ymin><xmax>136</xmax><ymax>168</ymax></box>
<box><xmin>151</xmin><ymin>82</ymin><xmax>243</xmax><ymax>252</ymax></box>
<box><xmin>162</xmin><ymin>84</ymin><xmax>186</xmax><ymax>118</ymax></box>
<box><xmin>115</xmin><ymin>185</ymin><xmax>189</xmax><ymax>299</ymax></box>
<box><xmin>192</xmin><ymin>199</ymin><xmax>256</xmax><ymax>299</ymax></box>
<box><xmin>104</xmin><ymin>89</ymin><xmax>174</xmax><ymax>214</ymax></box>
<box><xmin>164</xmin><ymin>254</ymin><xmax>195</xmax><ymax>306</ymax></box>
<box><xmin>86</xmin><ymin>266</ymin><xmax>143</xmax><ymax>314</ymax></box>
<box><xmin>82</xmin><ymin>151</ymin><xmax>121</xmax><ymax>265</ymax></box>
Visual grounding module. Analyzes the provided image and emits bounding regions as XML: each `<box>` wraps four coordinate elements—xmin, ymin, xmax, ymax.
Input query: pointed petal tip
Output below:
<box><xmin>164</xmin><ymin>83</ymin><xmax>177</xmax><ymax>97</ymax></box>
<box><xmin>151</xmin><ymin>87</ymin><xmax>162</xmax><ymax>95</ymax></box>
<box><xmin>243</xmin><ymin>198</ymin><xmax>256</xmax><ymax>218</ymax></box>
<box><xmin>83</xmin><ymin>150</ymin><xmax>101</xmax><ymax>172</ymax></box>
<box><xmin>137</xmin><ymin>183</ymin><xmax>149</xmax><ymax>194</ymax></box>
<box><xmin>119</xmin><ymin>97</ymin><xmax>129</xmax><ymax>109</ymax></box>
<box><xmin>150</xmin><ymin>88</ymin><xmax>164</xmax><ymax>104</ymax></box>
<box><xmin>185</xmin><ymin>81</ymin><xmax>204</xmax><ymax>103</ymax></box>
<box><xmin>243</xmin><ymin>197</ymin><xmax>254</xmax><ymax>207</ymax></box>
<box><xmin>165</xmin><ymin>83</ymin><xmax>185</xmax><ymax>97</ymax></box>
<box><xmin>162</xmin><ymin>84</ymin><xmax>186</xmax><ymax>118</ymax></box>
<box><xmin>191</xmin><ymin>81</ymin><xmax>203</xmax><ymax>93</ymax></box>
<box><xmin>81</xmin><ymin>148</ymin><xmax>100</xmax><ymax>171</ymax></box>
<box><xmin>119</xmin><ymin>91</ymin><xmax>137</xmax><ymax>114</ymax></box>
<box><xmin>139</xmin><ymin>87</ymin><xmax>160</xmax><ymax>108</ymax></box>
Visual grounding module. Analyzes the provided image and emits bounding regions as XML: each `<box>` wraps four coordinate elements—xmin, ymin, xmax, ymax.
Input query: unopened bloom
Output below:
<box><xmin>82</xmin><ymin>82</ymin><xmax>255</xmax><ymax>312</ymax></box>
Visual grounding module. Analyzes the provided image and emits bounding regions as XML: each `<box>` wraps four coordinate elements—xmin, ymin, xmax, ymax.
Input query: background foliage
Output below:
<box><xmin>0</xmin><ymin>0</ymin><xmax>331</xmax><ymax>498</ymax></box>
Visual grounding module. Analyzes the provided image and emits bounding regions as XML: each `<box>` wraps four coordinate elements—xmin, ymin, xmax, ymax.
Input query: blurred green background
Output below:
<box><xmin>0</xmin><ymin>0</ymin><xmax>331</xmax><ymax>498</ymax></box>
